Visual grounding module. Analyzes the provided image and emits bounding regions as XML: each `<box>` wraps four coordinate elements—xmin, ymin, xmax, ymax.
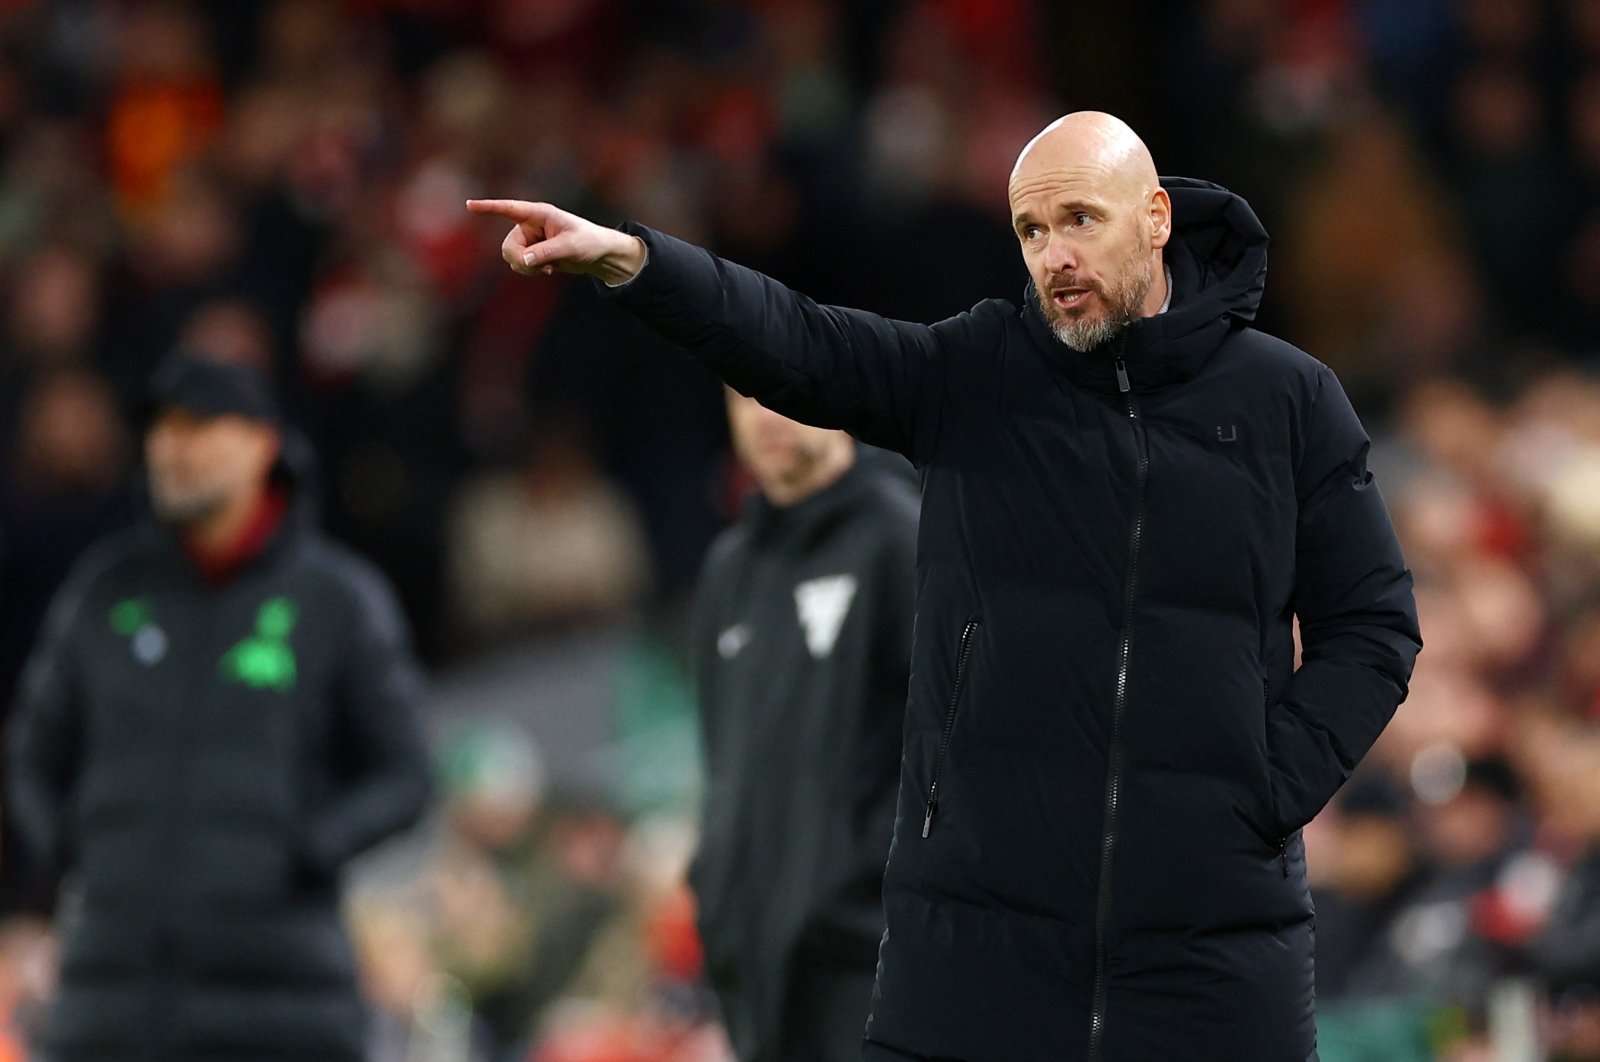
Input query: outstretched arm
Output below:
<box><xmin>467</xmin><ymin>199</ymin><xmax>971</xmax><ymax>462</ymax></box>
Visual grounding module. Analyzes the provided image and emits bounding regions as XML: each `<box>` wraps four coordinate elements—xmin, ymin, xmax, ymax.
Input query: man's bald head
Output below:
<box><xmin>1007</xmin><ymin>112</ymin><xmax>1172</xmax><ymax>351</ymax></box>
<box><xmin>1008</xmin><ymin>112</ymin><xmax>1159</xmax><ymax>212</ymax></box>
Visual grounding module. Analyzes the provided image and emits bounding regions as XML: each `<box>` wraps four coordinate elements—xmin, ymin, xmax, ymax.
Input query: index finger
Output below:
<box><xmin>465</xmin><ymin>199</ymin><xmax>552</xmax><ymax>222</ymax></box>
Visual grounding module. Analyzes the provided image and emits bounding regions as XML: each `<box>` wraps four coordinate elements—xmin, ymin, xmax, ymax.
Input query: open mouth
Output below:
<box><xmin>1051</xmin><ymin>288</ymin><xmax>1090</xmax><ymax>310</ymax></box>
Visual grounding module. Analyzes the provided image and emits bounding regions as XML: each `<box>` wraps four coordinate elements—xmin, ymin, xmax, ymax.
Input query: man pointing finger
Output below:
<box><xmin>466</xmin><ymin>199</ymin><xmax>646</xmax><ymax>282</ymax></box>
<box><xmin>470</xmin><ymin>111</ymin><xmax>1420</xmax><ymax>1062</ymax></box>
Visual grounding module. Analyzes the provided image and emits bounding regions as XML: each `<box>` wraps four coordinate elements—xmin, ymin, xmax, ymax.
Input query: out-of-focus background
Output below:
<box><xmin>0</xmin><ymin>0</ymin><xmax>1597</xmax><ymax>1059</ymax></box>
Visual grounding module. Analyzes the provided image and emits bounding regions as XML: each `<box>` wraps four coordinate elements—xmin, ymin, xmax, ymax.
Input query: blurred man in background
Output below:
<box><xmin>470</xmin><ymin>108</ymin><xmax>1420</xmax><ymax>1061</ymax></box>
<box><xmin>7</xmin><ymin>352</ymin><xmax>433</xmax><ymax>1061</ymax></box>
<box><xmin>689</xmin><ymin>391</ymin><xmax>916</xmax><ymax>1061</ymax></box>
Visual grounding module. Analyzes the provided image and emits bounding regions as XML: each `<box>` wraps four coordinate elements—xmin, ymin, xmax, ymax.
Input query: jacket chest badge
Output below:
<box><xmin>110</xmin><ymin>597</ymin><xmax>167</xmax><ymax>666</ymax></box>
<box><xmin>219</xmin><ymin>596</ymin><xmax>299</xmax><ymax>692</ymax></box>
<box><xmin>1217</xmin><ymin>423</ymin><xmax>1239</xmax><ymax>443</ymax></box>
<box><xmin>793</xmin><ymin>574</ymin><xmax>858</xmax><ymax>659</ymax></box>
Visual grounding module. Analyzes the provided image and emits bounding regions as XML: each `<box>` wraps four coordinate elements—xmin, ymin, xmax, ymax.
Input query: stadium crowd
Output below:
<box><xmin>0</xmin><ymin>0</ymin><xmax>1598</xmax><ymax>1059</ymax></box>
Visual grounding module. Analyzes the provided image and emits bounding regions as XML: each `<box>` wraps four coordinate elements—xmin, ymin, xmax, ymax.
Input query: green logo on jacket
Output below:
<box><xmin>220</xmin><ymin>597</ymin><xmax>299</xmax><ymax>692</ymax></box>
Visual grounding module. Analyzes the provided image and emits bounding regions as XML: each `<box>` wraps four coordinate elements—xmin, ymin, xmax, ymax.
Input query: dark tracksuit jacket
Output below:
<box><xmin>8</xmin><ymin>454</ymin><xmax>432</xmax><ymax>1061</ymax></box>
<box><xmin>690</xmin><ymin>458</ymin><xmax>918</xmax><ymax>1061</ymax></box>
<box><xmin>600</xmin><ymin>178</ymin><xmax>1422</xmax><ymax>1061</ymax></box>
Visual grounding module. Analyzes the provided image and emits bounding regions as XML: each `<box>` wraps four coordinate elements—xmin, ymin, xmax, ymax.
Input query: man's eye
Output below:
<box><xmin>1073</xmin><ymin>213</ymin><xmax>1092</xmax><ymax>227</ymax></box>
<box><xmin>1022</xmin><ymin>225</ymin><xmax>1043</xmax><ymax>239</ymax></box>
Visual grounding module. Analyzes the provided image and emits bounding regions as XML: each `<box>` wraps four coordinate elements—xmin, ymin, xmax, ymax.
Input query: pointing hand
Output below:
<box><xmin>465</xmin><ymin>199</ymin><xmax>647</xmax><ymax>286</ymax></box>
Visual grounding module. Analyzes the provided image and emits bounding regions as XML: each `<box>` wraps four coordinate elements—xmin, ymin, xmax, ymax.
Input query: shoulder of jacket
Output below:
<box><xmin>62</xmin><ymin>527</ymin><xmax>155</xmax><ymax>596</ymax></box>
<box><xmin>932</xmin><ymin>297</ymin><xmax>1014</xmax><ymax>349</ymax></box>
<box><xmin>1226</xmin><ymin>327</ymin><xmax>1326</xmax><ymax>377</ymax></box>
<box><xmin>1222</xmin><ymin>327</ymin><xmax>1338</xmax><ymax>398</ymax></box>
<box><xmin>698</xmin><ymin>520</ymin><xmax>753</xmax><ymax>584</ymax></box>
<box><xmin>299</xmin><ymin>536</ymin><xmax>404</xmax><ymax>618</ymax></box>
<box><xmin>32</xmin><ymin>528</ymin><xmax>152</xmax><ymax>643</ymax></box>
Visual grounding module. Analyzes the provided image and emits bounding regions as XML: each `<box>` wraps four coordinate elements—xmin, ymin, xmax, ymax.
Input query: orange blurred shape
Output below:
<box><xmin>106</xmin><ymin>77</ymin><xmax>224</xmax><ymax>217</ymax></box>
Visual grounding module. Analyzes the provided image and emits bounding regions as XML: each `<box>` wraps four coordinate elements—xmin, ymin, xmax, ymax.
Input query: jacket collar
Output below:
<box><xmin>1020</xmin><ymin>177</ymin><xmax>1269</xmax><ymax>396</ymax></box>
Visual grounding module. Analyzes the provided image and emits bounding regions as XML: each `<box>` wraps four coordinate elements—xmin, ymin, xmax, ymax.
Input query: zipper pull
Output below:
<box><xmin>1278</xmin><ymin>838</ymin><xmax>1289</xmax><ymax>877</ymax></box>
<box><xmin>1114</xmin><ymin>358</ymin><xmax>1130</xmax><ymax>394</ymax></box>
<box><xmin>922</xmin><ymin>785</ymin><xmax>939</xmax><ymax>838</ymax></box>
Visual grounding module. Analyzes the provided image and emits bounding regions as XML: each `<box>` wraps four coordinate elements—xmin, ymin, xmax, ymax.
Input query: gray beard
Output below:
<box><xmin>1040</xmin><ymin>257</ymin><xmax>1155</xmax><ymax>353</ymax></box>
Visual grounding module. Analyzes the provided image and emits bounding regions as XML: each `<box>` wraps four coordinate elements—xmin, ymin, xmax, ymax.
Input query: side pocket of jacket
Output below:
<box><xmin>1262</xmin><ymin>671</ymin><xmax>1291</xmax><ymax>876</ymax></box>
<box><xmin>921</xmin><ymin>618</ymin><xmax>980</xmax><ymax>839</ymax></box>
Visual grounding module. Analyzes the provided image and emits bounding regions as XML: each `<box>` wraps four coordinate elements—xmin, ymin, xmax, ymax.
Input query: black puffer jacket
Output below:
<box><xmin>8</xmin><ymin>447</ymin><xmax>432</xmax><ymax>1061</ymax></box>
<box><xmin>601</xmin><ymin>178</ymin><xmax>1421</xmax><ymax>1061</ymax></box>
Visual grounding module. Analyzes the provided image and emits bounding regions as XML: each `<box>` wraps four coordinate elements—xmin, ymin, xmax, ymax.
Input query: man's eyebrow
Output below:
<box><xmin>1055</xmin><ymin>198</ymin><xmax>1105</xmax><ymax>216</ymax></box>
<box><xmin>1012</xmin><ymin>199</ymin><xmax>1105</xmax><ymax>227</ymax></box>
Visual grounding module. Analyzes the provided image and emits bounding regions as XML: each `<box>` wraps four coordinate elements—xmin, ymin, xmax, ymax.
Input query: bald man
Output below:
<box><xmin>469</xmin><ymin>112</ymin><xmax>1420</xmax><ymax>1062</ymax></box>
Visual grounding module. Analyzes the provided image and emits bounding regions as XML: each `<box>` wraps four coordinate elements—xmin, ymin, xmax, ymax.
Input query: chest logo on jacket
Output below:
<box><xmin>109</xmin><ymin>597</ymin><xmax>168</xmax><ymax>666</ymax></box>
<box><xmin>219</xmin><ymin>596</ymin><xmax>299</xmax><ymax>692</ymax></box>
<box><xmin>794</xmin><ymin>574</ymin><xmax>858</xmax><ymax>659</ymax></box>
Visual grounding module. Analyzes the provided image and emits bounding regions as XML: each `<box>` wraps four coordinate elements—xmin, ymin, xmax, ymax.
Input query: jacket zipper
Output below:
<box><xmin>922</xmin><ymin>619</ymin><xmax>979</xmax><ymax>838</ymax></box>
<box><xmin>1088</xmin><ymin>359</ymin><xmax>1147</xmax><ymax>1062</ymax></box>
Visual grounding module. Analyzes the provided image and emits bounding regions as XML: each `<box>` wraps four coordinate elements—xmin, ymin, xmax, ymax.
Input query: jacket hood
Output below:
<box><xmin>1022</xmin><ymin>176</ymin><xmax>1270</xmax><ymax>394</ymax></box>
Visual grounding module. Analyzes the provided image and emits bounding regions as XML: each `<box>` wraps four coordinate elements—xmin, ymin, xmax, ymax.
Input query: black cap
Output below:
<box><xmin>146</xmin><ymin>351</ymin><xmax>280</xmax><ymax>425</ymax></box>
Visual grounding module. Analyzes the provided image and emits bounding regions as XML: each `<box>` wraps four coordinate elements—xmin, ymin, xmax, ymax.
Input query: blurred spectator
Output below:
<box><xmin>446</xmin><ymin>421</ymin><xmax>651</xmax><ymax>652</ymax></box>
<box><xmin>401</xmin><ymin>719</ymin><xmax>717</xmax><ymax>1060</ymax></box>
<box><xmin>1520</xmin><ymin>717</ymin><xmax>1600</xmax><ymax>1058</ymax></box>
<box><xmin>2</xmin><ymin>245</ymin><xmax>104</xmax><ymax>380</ymax></box>
<box><xmin>0</xmin><ymin>368</ymin><xmax>132</xmax><ymax>908</ymax></box>
<box><xmin>103</xmin><ymin>1</ymin><xmax>225</xmax><ymax>220</ymax></box>
<box><xmin>0</xmin><ymin>368</ymin><xmax>131</xmax><ymax>706</ymax></box>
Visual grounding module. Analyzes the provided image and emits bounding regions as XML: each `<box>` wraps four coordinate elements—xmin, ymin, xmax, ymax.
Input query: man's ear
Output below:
<box><xmin>1149</xmin><ymin>188</ymin><xmax>1172</xmax><ymax>250</ymax></box>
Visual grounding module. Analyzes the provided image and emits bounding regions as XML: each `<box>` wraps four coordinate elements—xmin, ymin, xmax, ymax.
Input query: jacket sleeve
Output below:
<box><xmin>599</xmin><ymin>224</ymin><xmax>974</xmax><ymax>465</ymax></box>
<box><xmin>301</xmin><ymin>563</ymin><xmax>433</xmax><ymax>875</ymax></box>
<box><xmin>6</xmin><ymin>555</ymin><xmax>97</xmax><ymax>872</ymax></box>
<box><xmin>1268</xmin><ymin>365</ymin><xmax>1421</xmax><ymax>836</ymax></box>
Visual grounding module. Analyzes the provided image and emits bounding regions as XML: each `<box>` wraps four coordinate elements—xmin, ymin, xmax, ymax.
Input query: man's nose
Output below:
<box><xmin>1042</xmin><ymin>232</ymin><xmax>1077</xmax><ymax>274</ymax></box>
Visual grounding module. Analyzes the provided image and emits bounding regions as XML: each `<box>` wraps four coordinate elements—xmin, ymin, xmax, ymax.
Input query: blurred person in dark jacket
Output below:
<box><xmin>1524</xmin><ymin>722</ymin><xmax>1600</xmax><ymax>1061</ymax></box>
<box><xmin>470</xmin><ymin>109</ymin><xmax>1420</xmax><ymax>1062</ymax></box>
<box><xmin>688</xmin><ymin>391</ymin><xmax>916</xmax><ymax>1061</ymax></box>
<box><xmin>0</xmin><ymin>368</ymin><xmax>133</xmax><ymax>712</ymax></box>
<box><xmin>7</xmin><ymin>352</ymin><xmax>433</xmax><ymax>1061</ymax></box>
